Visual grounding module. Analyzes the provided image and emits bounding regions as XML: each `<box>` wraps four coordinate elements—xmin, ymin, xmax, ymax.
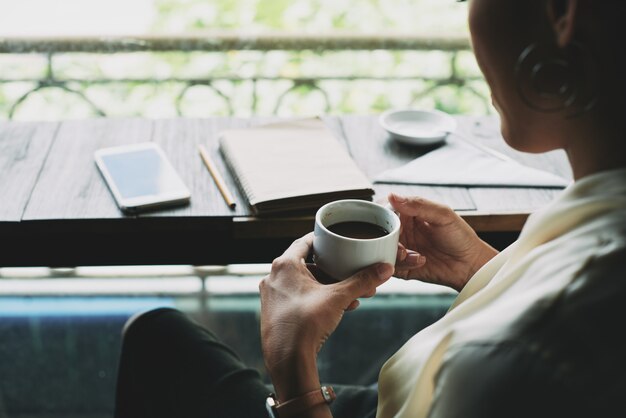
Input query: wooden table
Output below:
<box><xmin>0</xmin><ymin>115</ymin><xmax>571</xmax><ymax>267</ymax></box>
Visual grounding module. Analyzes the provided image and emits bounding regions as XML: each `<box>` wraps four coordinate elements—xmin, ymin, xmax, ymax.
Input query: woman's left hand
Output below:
<box><xmin>259</xmin><ymin>232</ymin><xmax>393</xmax><ymax>401</ymax></box>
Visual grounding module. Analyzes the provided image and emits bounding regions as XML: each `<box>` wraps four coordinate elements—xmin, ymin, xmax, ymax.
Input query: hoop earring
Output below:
<box><xmin>515</xmin><ymin>42</ymin><xmax>598</xmax><ymax>119</ymax></box>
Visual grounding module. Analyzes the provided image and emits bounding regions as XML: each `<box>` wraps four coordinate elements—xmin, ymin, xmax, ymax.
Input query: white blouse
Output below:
<box><xmin>376</xmin><ymin>168</ymin><xmax>626</xmax><ymax>418</ymax></box>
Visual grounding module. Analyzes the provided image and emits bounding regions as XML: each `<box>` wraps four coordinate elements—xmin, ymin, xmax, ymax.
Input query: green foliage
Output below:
<box><xmin>372</xmin><ymin>94</ymin><xmax>392</xmax><ymax>113</ymax></box>
<box><xmin>255</xmin><ymin>0</ymin><xmax>292</xmax><ymax>27</ymax></box>
<box><xmin>152</xmin><ymin>0</ymin><xmax>469</xmax><ymax>33</ymax></box>
<box><xmin>1</xmin><ymin>0</ymin><xmax>488</xmax><ymax>120</ymax></box>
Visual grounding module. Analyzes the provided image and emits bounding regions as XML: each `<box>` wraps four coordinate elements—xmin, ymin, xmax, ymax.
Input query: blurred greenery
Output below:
<box><xmin>151</xmin><ymin>0</ymin><xmax>469</xmax><ymax>33</ymax></box>
<box><xmin>0</xmin><ymin>0</ymin><xmax>495</xmax><ymax>121</ymax></box>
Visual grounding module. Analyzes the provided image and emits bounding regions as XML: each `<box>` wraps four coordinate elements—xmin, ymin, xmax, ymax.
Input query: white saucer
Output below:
<box><xmin>379</xmin><ymin>109</ymin><xmax>457</xmax><ymax>146</ymax></box>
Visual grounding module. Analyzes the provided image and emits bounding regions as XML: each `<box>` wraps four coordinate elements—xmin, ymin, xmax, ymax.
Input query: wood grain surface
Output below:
<box><xmin>0</xmin><ymin>114</ymin><xmax>571</xmax><ymax>266</ymax></box>
<box><xmin>0</xmin><ymin>122</ymin><xmax>58</xmax><ymax>221</ymax></box>
<box><xmin>23</xmin><ymin>118</ymin><xmax>153</xmax><ymax>220</ymax></box>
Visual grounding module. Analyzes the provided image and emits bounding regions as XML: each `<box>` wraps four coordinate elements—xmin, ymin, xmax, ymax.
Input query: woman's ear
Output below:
<box><xmin>547</xmin><ymin>0</ymin><xmax>578</xmax><ymax>47</ymax></box>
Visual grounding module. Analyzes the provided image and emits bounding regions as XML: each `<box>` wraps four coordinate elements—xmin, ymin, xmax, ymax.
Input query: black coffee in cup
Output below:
<box><xmin>314</xmin><ymin>200</ymin><xmax>400</xmax><ymax>280</ymax></box>
<box><xmin>327</xmin><ymin>221</ymin><xmax>389</xmax><ymax>239</ymax></box>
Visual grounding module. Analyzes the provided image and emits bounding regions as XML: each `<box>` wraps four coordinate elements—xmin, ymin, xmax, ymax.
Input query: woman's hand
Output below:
<box><xmin>259</xmin><ymin>232</ymin><xmax>393</xmax><ymax>402</ymax></box>
<box><xmin>390</xmin><ymin>193</ymin><xmax>498</xmax><ymax>292</ymax></box>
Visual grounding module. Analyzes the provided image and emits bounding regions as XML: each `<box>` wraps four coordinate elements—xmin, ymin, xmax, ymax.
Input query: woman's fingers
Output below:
<box><xmin>345</xmin><ymin>300</ymin><xmax>360</xmax><ymax>311</ymax></box>
<box><xmin>396</xmin><ymin>242</ymin><xmax>408</xmax><ymax>263</ymax></box>
<box><xmin>270</xmin><ymin>232</ymin><xmax>313</xmax><ymax>277</ymax></box>
<box><xmin>388</xmin><ymin>193</ymin><xmax>455</xmax><ymax>226</ymax></box>
<box><xmin>277</xmin><ymin>232</ymin><xmax>314</xmax><ymax>264</ymax></box>
<box><xmin>396</xmin><ymin>241</ymin><xmax>426</xmax><ymax>267</ymax></box>
<box><xmin>396</xmin><ymin>251</ymin><xmax>426</xmax><ymax>270</ymax></box>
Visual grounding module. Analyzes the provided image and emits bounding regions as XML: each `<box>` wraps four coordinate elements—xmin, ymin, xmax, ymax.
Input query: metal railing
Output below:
<box><xmin>0</xmin><ymin>32</ymin><xmax>489</xmax><ymax>119</ymax></box>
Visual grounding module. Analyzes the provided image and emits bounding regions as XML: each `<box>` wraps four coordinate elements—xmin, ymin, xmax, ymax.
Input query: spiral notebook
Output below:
<box><xmin>218</xmin><ymin>118</ymin><xmax>374</xmax><ymax>215</ymax></box>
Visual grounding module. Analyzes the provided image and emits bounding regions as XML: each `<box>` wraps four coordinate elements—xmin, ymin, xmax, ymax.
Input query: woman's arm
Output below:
<box><xmin>268</xmin><ymin>354</ymin><xmax>330</xmax><ymax>418</ymax></box>
<box><xmin>259</xmin><ymin>233</ymin><xmax>394</xmax><ymax>418</ymax></box>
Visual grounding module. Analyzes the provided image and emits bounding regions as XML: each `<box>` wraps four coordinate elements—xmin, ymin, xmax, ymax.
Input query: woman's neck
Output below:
<box><xmin>565</xmin><ymin>118</ymin><xmax>626</xmax><ymax>180</ymax></box>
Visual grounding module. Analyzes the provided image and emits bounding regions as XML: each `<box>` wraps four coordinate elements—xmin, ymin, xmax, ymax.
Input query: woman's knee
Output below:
<box><xmin>121</xmin><ymin>307</ymin><xmax>182</xmax><ymax>341</ymax></box>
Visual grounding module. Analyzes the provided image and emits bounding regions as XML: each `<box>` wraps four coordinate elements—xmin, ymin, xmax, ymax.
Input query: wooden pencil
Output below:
<box><xmin>198</xmin><ymin>144</ymin><xmax>237</xmax><ymax>209</ymax></box>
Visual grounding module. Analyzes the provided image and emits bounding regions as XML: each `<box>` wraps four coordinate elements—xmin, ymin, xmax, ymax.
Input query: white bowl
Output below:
<box><xmin>379</xmin><ymin>109</ymin><xmax>457</xmax><ymax>146</ymax></box>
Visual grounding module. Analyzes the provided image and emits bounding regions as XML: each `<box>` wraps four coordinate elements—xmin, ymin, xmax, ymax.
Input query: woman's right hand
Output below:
<box><xmin>389</xmin><ymin>193</ymin><xmax>498</xmax><ymax>292</ymax></box>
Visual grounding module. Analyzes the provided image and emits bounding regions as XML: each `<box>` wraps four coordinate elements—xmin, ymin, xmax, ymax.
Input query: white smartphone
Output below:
<box><xmin>94</xmin><ymin>142</ymin><xmax>191</xmax><ymax>213</ymax></box>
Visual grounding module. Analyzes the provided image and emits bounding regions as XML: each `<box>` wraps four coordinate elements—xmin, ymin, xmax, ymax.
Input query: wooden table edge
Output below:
<box><xmin>232</xmin><ymin>211</ymin><xmax>530</xmax><ymax>239</ymax></box>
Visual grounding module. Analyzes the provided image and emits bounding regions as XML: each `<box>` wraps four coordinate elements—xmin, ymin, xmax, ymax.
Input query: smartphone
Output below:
<box><xmin>94</xmin><ymin>142</ymin><xmax>191</xmax><ymax>213</ymax></box>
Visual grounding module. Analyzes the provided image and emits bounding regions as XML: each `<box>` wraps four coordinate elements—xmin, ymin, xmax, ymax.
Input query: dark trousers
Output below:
<box><xmin>115</xmin><ymin>308</ymin><xmax>378</xmax><ymax>418</ymax></box>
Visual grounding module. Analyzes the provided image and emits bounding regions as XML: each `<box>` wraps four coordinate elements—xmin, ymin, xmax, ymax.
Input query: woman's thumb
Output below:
<box><xmin>338</xmin><ymin>263</ymin><xmax>394</xmax><ymax>300</ymax></box>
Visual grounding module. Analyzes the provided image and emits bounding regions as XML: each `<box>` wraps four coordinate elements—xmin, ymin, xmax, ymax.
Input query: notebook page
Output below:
<box><xmin>219</xmin><ymin>119</ymin><xmax>373</xmax><ymax>207</ymax></box>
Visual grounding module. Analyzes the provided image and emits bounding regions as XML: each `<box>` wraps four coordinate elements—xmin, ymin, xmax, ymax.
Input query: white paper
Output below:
<box><xmin>374</xmin><ymin>137</ymin><xmax>570</xmax><ymax>188</ymax></box>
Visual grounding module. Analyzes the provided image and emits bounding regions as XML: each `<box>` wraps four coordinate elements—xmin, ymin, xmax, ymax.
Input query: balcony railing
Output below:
<box><xmin>0</xmin><ymin>32</ymin><xmax>490</xmax><ymax>119</ymax></box>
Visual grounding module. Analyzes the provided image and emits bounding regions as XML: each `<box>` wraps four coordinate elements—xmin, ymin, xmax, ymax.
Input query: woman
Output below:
<box><xmin>114</xmin><ymin>0</ymin><xmax>626</xmax><ymax>417</ymax></box>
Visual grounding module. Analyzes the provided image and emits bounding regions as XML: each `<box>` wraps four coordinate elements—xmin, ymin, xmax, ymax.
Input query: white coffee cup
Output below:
<box><xmin>313</xmin><ymin>199</ymin><xmax>401</xmax><ymax>281</ymax></box>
